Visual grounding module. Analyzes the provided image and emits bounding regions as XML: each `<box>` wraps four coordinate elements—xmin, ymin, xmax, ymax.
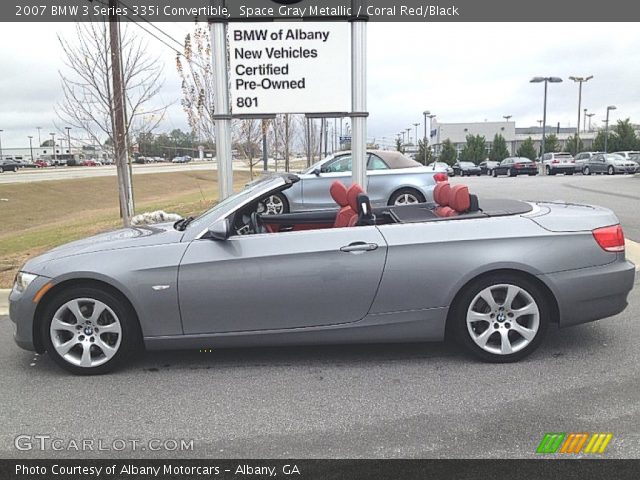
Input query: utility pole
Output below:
<box><xmin>50</xmin><ymin>133</ymin><xmax>56</xmax><ymax>163</ymax></box>
<box><xmin>0</xmin><ymin>130</ymin><xmax>3</xmax><ymax>161</ymax></box>
<box><xmin>28</xmin><ymin>136</ymin><xmax>34</xmax><ymax>161</ymax></box>
<box><xmin>36</xmin><ymin>127</ymin><xmax>42</xmax><ymax>147</ymax></box>
<box><xmin>109</xmin><ymin>0</ymin><xmax>133</xmax><ymax>226</ymax></box>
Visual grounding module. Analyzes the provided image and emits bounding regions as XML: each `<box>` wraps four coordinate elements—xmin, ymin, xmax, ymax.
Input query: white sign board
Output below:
<box><xmin>228</xmin><ymin>22</ymin><xmax>351</xmax><ymax>115</ymax></box>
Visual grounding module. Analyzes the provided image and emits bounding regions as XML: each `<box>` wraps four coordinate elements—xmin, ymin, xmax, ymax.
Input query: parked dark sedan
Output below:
<box><xmin>0</xmin><ymin>159</ymin><xmax>20</xmax><ymax>173</ymax></box>
<box><xmin>452</xmin><ymin>161</ymin><xmax>482</xmax><ymax>176</ymax></box>
<box><xmin>493</xmin><ymin>157</ymin><xmax>538</xmax><ymax>177</ymax></box>
<box><xmin>479</xmin><ymin>160</ymin><xmax>500</xmax><ymax>175</ymax></box>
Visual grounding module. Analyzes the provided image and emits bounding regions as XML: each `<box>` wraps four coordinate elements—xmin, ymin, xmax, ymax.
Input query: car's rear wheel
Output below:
<box><xmin>608</xmin><ymin>165</ymin><xmax>615</xmax><ymax>175</ymax></box>
<box><xmin>388</xmin><ymin>188</ymin><xmax>425</xmax><ymax>206</ymax></box>
<box><xmin>450</xmin><ymin>274</ymin><xmax>549</xmax><ymax>362</ymax></box>
<box><xmin>258</xmin><ymin>193</ymin><xmax>289</xmax><ymax>215</ymax></box>
<box><xmin>42</xmin><ymin>287</ymin><xmax>140</xmax><ymax>375</ymax></box>
<box><xmin>507</xmin><ymin>168</ymin><xmax>515</xmax><ymax>177</ymax></box>
<box><xmin>492</xmin><ymin>169</ymin><xmax>498</xmax><ymax>177</ymax></box>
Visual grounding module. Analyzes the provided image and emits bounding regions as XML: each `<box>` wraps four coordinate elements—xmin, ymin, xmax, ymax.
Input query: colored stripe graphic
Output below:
<box><xmin>537</xmin><ymin>433</ymin><xmax>613</xmax><ymax>454</ymax></box>
<box><xmin>536</xmin><ymin>433</ymin><xmax>566</xmax><ymax>454</ymax></box>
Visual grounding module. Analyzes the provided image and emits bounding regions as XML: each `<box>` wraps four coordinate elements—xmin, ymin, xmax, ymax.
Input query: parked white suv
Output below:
<box><xmin>540</xmin><ymin>152</ymin><xmax>575</xmax><ymax>175</ymax></box>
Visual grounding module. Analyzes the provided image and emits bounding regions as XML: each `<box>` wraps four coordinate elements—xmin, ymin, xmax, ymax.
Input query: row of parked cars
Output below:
<box><xmin>426</xmin><ymin>150</ymin><xmax>639</xmax><ymax>178</ymax></box>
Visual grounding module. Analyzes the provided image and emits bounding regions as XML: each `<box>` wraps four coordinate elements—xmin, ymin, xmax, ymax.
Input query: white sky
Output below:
<box><xmin>1</xmin><ymin>22</ymin><xmax>639</xmax><ymax>148</ymax></box>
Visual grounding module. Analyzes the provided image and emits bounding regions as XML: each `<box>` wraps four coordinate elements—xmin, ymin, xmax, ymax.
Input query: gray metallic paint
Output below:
<box><xmin>9</xmin><ymin>175</ymin><xmax>636</xmax><ymax>354</ymax></box>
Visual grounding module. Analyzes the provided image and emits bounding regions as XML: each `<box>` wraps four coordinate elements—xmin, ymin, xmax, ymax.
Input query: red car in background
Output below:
<box><xmin>81</xmin><ymin>159</ymin><xmax>102</xmax><ymax>167</ymax></box>
<box><xmin>34</xmin><ymin>160</ymin><xmax>50</xmax><ymax>168</ymax></box>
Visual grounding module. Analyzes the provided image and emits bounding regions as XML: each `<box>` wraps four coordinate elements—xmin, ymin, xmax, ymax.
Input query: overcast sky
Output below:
<box><xmin>1</xmin><ymin>22</ymin><xmax>639</xmax><ymax>148</ymax></box>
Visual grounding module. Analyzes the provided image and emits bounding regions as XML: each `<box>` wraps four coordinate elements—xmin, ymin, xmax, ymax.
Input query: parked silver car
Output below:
<box><xmin>260</xmin><ymin>150</ymin><xmax>445</xmax><ymax>214</ymax></box>
<box><xmin>583</xmin><ymin>153</ymin><xmax>639</xmax><ymax>175</ymax></box>
<box><xmin>540</xmin><ymin>152</ymin><xmax>575</xmax><ymax>175</ymax></box>
<box><xmin>573</xmin><ymin>152</ymin><xmax>602</xmax><ymax>173</ymax></box>
<box><xmin>10</xmin><ymin>174</ymin><xmax>635</xmax><ymax>373</ymax></box>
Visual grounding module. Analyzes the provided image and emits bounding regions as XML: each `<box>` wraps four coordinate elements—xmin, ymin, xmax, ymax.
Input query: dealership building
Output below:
<box><xmin>429</xmin><ymin>120</ymin><xmax>598</xmax><ymax>157</ymax></box>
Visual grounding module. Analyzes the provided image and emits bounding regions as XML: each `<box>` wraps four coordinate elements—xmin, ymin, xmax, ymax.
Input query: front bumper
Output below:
<box><xmin>613</xmin><ymin>166</ymin><xmax>638</xmax><ymax>174</ymax></box>
<box><xmin>9</xmin><ymin>275</ymin><xmax>51</xmax><ymax>352</ymax></box>
<box><xmin>542</xmin><ymin>259</ymin><xmax>636</xmax><ymax>328</ymax></box>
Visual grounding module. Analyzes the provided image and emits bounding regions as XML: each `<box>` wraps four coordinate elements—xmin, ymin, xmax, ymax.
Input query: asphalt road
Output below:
<box><xmin>0</xmin><ymin>173</ymin><xmax>639</xmax><ymax>459</ymax></box>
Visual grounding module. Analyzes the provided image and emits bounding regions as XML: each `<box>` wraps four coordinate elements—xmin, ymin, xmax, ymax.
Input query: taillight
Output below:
<box><xmin>552</xmin><ymin>160</ymin><xmax>559</xmax><ymax>164</ymax></box>
<box><xmin>515</xmin><ymin>163</ymin><xmax>523</xmax><ymax>168</ymax></box>
<box><xmin>434</xmin><ymin>173</ymin><xmax>448</xmax><ymax>182</ymax></box>
<box><xmin>592</xmin><ymin>225</ymin><xmax>625</xmax><ymax>252</ymax></box>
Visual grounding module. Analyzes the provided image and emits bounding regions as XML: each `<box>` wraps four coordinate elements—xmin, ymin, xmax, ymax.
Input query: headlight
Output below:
<box><xmin>14</xmin><ymin>272</ymin><xmax>37</xmax><ymax>293</ymax></box>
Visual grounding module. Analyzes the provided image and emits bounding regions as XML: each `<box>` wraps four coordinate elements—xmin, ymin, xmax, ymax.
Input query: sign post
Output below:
<box><xmin>350</xmin><ymin>0</ymin><xmax>368</xmax><ymax>189</ymax></box>
<box><xmin>211</xmin><ymin>0</ymin><xmax>234</xmax><ymax>201</ymax></box>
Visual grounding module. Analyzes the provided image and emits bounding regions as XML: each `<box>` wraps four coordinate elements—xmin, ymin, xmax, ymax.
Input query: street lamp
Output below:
<box><xmin>422</xmin><ymin>110</ymin><xmax>430</xmax><ymax>152</ymax></box>
<box><xmin>36</xmin><ymin>127</ymin><xmax>42</xmax><ymax>147</ymax></box>
<box><xmin>28</xmin><ymin>136</ymin><xmax>34</xmax><ymax>161</ymax></box>
<box><xmin>413</xmin><ymin>123</ymin><xmax>420</xmax><ymax>147</ymax></box>
<box><xmin>604</xmin><ymin>105</ymin><xmax>617</xmax><ymax>153</ymax></box>
<box><xmin>586</xmin><ymin>113</ymin><xmax>595</xmax><ymax>132</ymax></box>
<box><xmin>0</xmin><ymin>129</ymin><xmax>3</xmax><ymax>161</ymax></box>
<box><xmin>530</xmin><ymin>76</ymin><xmax>563</xmax><ymax>173</ymax></box>
<box><xmin>65</xmin><ymin>127</ymin><xmax>72</xmax><ymax>158</ymax></box>
<box><xmin>406</xmin><ymin>128</ymin><xmax>412</xmax><ymax>145</ymax></box>
<box><xmin>569</xmin><ymin>75</ymin><xmax>593</xmax><ymax>151</ymax></box>
<box><xmin>50</xmin><ymin>132</ymin><xmax>56</xmax><ymax>163</ymax></box>
<box><xmin>503</xmin><ymin>115</ymin><xmax>512</xmax><ymax>122</ymax></box>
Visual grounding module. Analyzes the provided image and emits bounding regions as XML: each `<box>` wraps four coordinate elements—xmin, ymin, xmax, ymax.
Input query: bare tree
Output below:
<box><xmin>176</xmin><ymin>23</ymin><xmax>216</xmax><ymax>143</ymax></box>
<box><xmin>57</xmin><ymin>22</ymin><xmax>167</xmax><ymax>148</ymax></box>
<box><xmin>270</xmin><ymin>114</ymin><xmax>298</xmax><ymax>172</ymax></box>
<box><xmin>297</xmin><ymin>116</ymin><xmax>320</xmax><ymax>167</ymax></box>
<box><xmin>234</xmin><ymin>119</ymin><xmax>261</xmax><ymax>179</ymax></box>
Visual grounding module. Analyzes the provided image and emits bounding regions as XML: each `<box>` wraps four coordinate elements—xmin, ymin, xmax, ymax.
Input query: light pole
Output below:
<box><xmin>530</xmin><ymin>76</ymin><xmax>563</xmax><ymax>173</ymax></box>
<box><xmin>50</xmin><ymin>132</ymin><xmax>56</xmax><ymax>163</ymax></box>
<box><xmin>422</xmin><ymin>110</ymin><xmax>430</xmax><ymax>153</ymax></box>
<box><xmin>586</xmin><ymin>113</ymin><xmax>595</xmax><ymax>132</ymax></box>
<box><xmin>537</xmin><ymin>120</ymin><xmax>543</xmax><ymax>128</ymax></box>
<box><xmin>65</xmin><ymin>127</ymin><xmax>72</xmax><ymax>159</ymax></box>
<box><xmin>503</xmin><ymin>115</ymin><xmax>512</xmax><ymax>122</ymax></box>
<box><xmin>406</xmin><ymin>128</ymin><xmax>411</xmax><ymax>145</ymax></box>
<box><xmin>36</xmin><ymin>127</ymin><xmax>42</xmax><ymax>147</ymax></box>
<box><xmin>604</xmin><ymin>105</ymin><xmax>617</xmax><ymax>153</ymax></box>
<box><xmin>28</xmin><ymin>136</ymin><xmax>34</xmax><ymax>161</ymax></box>
<box><xmin>413</xmin><ymin>123</ymin><xmax>420</xmax><ymax>147</ymax></box>
<box><xmin>0</xmin><ymin>129</ymin><xmax>3</xmax><ymax>161</ymax></box>
<box><xmin>583</xmin><ymin>108</ymin><xmax>588</xmax><ymax>133</ymax></box>
<box><xmin>569</xmin><ymin>75</ymin><xmax>593</xmax><ymax>152</ymax></box>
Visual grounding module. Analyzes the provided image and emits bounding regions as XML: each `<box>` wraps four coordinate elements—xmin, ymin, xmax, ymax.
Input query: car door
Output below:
<box><xmin>298</xmin><ymin>155</ymin><xmax>353</xmax><ymax>209</ymax></box>
<box><xmin>591</xmin><ymin>155</ymin><xmax>604</xmax><ymax>173</ymax></box>
<box><xmin>178</xmin><ymin>226</ymin><xmax>388</xmax><ymax>334</ymax></box>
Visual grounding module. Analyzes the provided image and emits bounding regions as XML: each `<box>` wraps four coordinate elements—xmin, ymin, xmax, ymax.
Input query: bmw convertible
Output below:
<box><xmin>10</xmin><ymin>174</ymin><xmax>635</xmax><ymax>374</ymax></box>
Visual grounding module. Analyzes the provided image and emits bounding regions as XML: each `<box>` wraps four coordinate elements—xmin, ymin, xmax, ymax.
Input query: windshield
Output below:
<box><xmin>184</xmin><ymin>177</ymin><xmax>287</xmax><ymax>232</ymax></box>
<box><xmin>605</xmin><ymin>154</ymin><xmax>625</xmax><ymax>161</ymax></box>
<box><xmin>302</xmin><ymin>155</ymin><xmax>336</xmax><ymax>174</ymax></box>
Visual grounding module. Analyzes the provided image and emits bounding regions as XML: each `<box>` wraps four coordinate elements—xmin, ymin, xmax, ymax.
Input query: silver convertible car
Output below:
<box><xmin>10</xmin><ymin>174</ymin><xmax>635</xmax><ymax>374</ymax></box>
<box><xmin>258</xmin><ymin>150</ymin><xmax>446</xmax><ymax>215</ymax></box>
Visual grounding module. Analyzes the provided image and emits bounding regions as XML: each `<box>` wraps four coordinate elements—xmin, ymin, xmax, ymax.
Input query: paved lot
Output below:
<box><xmin>0</xmin><ymin>173</ymin><xmax>639</xmax><ymax>459</ymax></box>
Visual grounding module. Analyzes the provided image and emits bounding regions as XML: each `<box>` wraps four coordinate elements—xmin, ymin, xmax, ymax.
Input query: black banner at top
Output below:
<box><xmin>4</xmin><ymin>0</ymin><xmax>640</xmax><ymax>22</ymax></box>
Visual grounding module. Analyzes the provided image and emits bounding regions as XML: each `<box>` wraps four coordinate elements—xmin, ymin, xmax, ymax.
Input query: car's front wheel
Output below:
<box><xmin>583</xmin><ymin>166</ymin><xmax>591</xmax><ymax>175</ymax></box>
<box><xmin>388</xmin><ymin>188</ymin><xmax>426</xmax><ymax>206</ymax></box>
<box><xmin>42</xmin><ymin>286</ymin><xmax>141</xmax><ymax>374</ymax></box>
<box><xmin>450</xmin><ymin>274</ymin><xmax>549</xmax><ymax>362</ymax></box>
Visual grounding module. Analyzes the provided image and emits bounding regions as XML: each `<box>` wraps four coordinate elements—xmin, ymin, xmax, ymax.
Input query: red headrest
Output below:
<box><xmin>433</xmin><ymin>182</ymin><xmax>451</xmax><ymax>206</ymax></box>
<box><xmin>330</xmin><ymin>181</ymin><xmax>349</xmax><ymax>207</ymax></box>
<box><xmin>347</xmin><ymin>184</ymin><xmax>365</xmax><ymax>212</ymax></box>
<box><xmin>450</xmin><ymin>185</ymin><xmax>471</xmax><ymax>212</ymax></box>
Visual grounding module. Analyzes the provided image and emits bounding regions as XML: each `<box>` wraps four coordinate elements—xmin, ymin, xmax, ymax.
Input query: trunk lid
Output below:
<box><xmin>527</xmin><ymin>201</ymin><xmax>620</xmax><ymax>232</ymax></box>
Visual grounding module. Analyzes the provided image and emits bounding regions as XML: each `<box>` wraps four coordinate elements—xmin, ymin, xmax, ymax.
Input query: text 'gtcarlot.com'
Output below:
<box><xmin>14</xmin><ymin>434</ymin><xmax>194</xmax><ymax>452</ymax></box>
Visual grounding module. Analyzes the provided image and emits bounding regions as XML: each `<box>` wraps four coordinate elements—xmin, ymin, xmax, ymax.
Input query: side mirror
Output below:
<box><xmin>313</xmin><ymin>168</ymin><xmax>321</xmax><ymax>176</ymax></box>
<box><xmin>205</xmin><ymin>218</ymin><xmax>230</xmax><ymax>241</ymax></box>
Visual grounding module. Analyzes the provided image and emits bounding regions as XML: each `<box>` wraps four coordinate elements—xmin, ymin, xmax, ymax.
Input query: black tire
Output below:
<box><xmin>388</xmin><ymin>188</ymin><xmax>426</xmax><ymax>206</ymax></box>
<box><xmin>507</xmin><ymin>168</ymin><xmax>515</xmax><ymax>177</ymax></box>
<box><xmin>449</xmin><ymin>273</ymin><xmax>550</xmax><ymax>363</ymax></box>
<box><xmin>607</xmin><ymin>165</ymin><xmax>615</xmax><ymax>175</ymax></box>
<box><xmin>476</xmin><ymin>173</ymin><xmax>481</xmax><ymax>176</ymax></box>
<box><xmin>41</xmin><ymin>286</ymin><xmax>141</xmax><ymax>375</ymax></box>
<box><xmin>492</xmin><ymin>169</ymin><xmax>498</xmax><ymax>177</ymax></box>
<box><xmin>583</xmin><ymin>166</ymin><xmax>590</xmax><ymax>176</ymax></box>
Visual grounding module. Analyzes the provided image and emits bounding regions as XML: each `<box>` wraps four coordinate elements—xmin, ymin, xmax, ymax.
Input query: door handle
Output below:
<box><xmin>340</xmin><ymin>242</ymin><xmax>378</xmax><ymax>253</ymax></box>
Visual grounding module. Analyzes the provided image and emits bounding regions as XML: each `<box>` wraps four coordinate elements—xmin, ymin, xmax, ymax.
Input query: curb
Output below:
<box><xmin>0</xmin><ymin>289</ymin><xmax>10</xmax><ymax>316</ymax></box>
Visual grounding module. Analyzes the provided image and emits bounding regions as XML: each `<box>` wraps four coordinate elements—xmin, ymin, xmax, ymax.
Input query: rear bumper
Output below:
<box><xmin>542</xmin><ymin>259</ymin><xmax>636</xmax><ymax>328</ymax></box>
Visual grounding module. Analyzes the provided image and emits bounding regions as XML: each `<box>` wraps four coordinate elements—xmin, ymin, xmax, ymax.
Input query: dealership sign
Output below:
<box><xmin>228</xmin><ymin>22</ymin><xmax>351</xmax><ymax>114</ymax></box>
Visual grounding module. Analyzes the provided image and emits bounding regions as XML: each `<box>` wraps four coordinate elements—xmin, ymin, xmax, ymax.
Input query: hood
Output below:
<box><xmin>23</xmin><ymin>223</ymin><xmax>184</xmax><ymax>272</ymax></box>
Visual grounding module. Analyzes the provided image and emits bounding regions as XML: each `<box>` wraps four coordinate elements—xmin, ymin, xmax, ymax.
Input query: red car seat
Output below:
<box><xmin>331</xmin><ymin>181</ymin><xmax>356</xmax><ymax>228</ymax></box>
<box><xmin>433</xmin><ymin>182</ymin><xmax>452</xmax><ymax>217</ymax></box>
<box><xmin>449</xmin><ymin>185</ymin><xmax>471</xmax><ymax>214</ymax></box>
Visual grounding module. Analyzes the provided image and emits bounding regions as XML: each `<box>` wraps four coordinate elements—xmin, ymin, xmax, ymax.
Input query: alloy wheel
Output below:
<box><xmin>49</xmin><ymin>298</ymin><xmax>122</xmax><ymax>368</ymax></box>
<box><xmin>466</xmin><ymin>284</ymin><xmax>540</xmax><ymax>355</ymax></box>
<box><xmin>260</xmin><ymin>195</ymin><xmax>285</xmax><ymax>215</ymax></box>
<box><xmin>394</xmin><ymin>193</ymin><xmax>420</xmax><ymax>205</ymax></box>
